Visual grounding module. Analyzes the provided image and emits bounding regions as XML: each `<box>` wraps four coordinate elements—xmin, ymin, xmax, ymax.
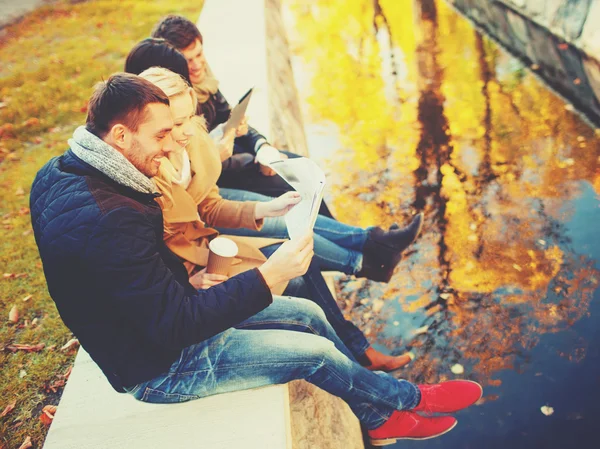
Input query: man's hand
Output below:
<box><xmin>236</xmin><ymin>116</ymin><xmax>249</xmax><ymax>137</ymax></box>
<box><xmin>255</xmin><ymin>192</ymin><xmax>301</xmax><ymax>219</ymax></box>
<box><xmin>256</xmin><ymin>145</ymin><xmax>286</xmax><ymax>176</ymax></box>
<box><xmin>258</xmin><ymin>233</ymin><xmax>314</xmax><ymax>288</ymax></box>
<box><xmin>189</xmin><ymin>268</ymin><xmax>229</xmax><ymax>290</ymax></box>
<box><xmin>217</xmin><ymin>129</ymin><xmax>236</xmax><ymax>161</ymax></box>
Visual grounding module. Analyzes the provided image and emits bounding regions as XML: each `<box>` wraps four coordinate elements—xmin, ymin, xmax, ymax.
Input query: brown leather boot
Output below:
<box><xmin>360</xmin><ymin>347</ymin><xmax>414</xmax><ymax>372</ymax></box>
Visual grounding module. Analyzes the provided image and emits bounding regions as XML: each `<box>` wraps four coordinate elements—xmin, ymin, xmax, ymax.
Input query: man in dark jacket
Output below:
<box><xmin>30</xmin><ymin>73</ymin><xmax>481</xmax><ymax>445</ymax></box>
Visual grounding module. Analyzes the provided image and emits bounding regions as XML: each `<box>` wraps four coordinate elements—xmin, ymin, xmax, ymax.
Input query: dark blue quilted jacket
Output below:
<box><xmin>30</xmin><ymin>150</ymin><xmax>273</xmax><ymax>392</ymax></box>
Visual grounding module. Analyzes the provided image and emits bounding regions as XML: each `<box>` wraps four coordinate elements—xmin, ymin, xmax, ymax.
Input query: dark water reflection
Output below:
<box><xmin>285</xmin><ymin>0</ymin><xmax>600</xmax><ymax>447</ymax></box>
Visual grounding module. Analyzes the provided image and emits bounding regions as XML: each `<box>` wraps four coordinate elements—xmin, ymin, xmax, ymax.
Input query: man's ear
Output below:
<box><xmin>105</xmin><ymin>124</ymin><xmax>130</xmax><ymax>152</ymax></box>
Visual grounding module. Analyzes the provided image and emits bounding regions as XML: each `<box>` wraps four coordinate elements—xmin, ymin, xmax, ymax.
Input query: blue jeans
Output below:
<box><xmin>125</xmin><ymin>296</ymin><xmax>421</xmax><ymax>429</ymax></box>
<box><xmin>218</xmin><ymin>188</ymin><xmax>367</xmax><ymax>274</ymax></box>
<box><xmin>260</xmin><ymin>244</ymin><xmax>370</xmax><ymax>360</ymax></box>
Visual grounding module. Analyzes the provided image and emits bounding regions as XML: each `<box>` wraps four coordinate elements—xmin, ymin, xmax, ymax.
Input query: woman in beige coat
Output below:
<box><xmin>139</xmin><ymin>66</ymin><xmax>413</xmax><ymax>372</ymax></box>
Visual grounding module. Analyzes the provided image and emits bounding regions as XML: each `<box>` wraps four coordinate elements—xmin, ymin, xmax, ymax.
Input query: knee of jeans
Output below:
<box><xmin>301</xmin><ymin>333</ymin><xmax>337</xmax><ymax>366</ymax></box>
<box><xmin>284</xmin><ymin>296</ymin><xmax>328</xmax><ymax>323</ymax></box>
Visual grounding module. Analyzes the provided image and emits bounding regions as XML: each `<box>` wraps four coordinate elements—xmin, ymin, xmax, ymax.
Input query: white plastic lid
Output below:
<box><xmin>209</xmin><ymin>237</ymin><xmax>239</xmax><ymax>257</ymax></box>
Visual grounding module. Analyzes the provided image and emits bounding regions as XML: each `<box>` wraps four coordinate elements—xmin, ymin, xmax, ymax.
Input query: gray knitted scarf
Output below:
<box><xmin>69</xmin><ymin>126</ymin><xmax>156</xmax><ymax>194</ymax></box>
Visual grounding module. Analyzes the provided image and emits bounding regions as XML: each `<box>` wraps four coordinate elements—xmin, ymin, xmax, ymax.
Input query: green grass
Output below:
<box><xmin>0</xmin><ymin>1</ymin><xmax>202</xmax><ymax>447</ymax></box>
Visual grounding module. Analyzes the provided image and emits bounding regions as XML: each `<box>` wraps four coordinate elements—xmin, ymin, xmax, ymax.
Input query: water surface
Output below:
<box><xmin>284</xmin><ymin>0</ymin><xmax>600</xmax><ymax>447</ymax></box>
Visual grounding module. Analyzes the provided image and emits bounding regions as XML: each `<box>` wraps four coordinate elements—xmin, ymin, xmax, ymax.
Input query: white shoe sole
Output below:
<box><xmin>370</xmin><ymin>419</ymin><xmax>458</xmax><ymax>446</ymax></box>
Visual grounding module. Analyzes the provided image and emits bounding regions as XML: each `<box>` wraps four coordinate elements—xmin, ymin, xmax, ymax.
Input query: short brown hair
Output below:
<box><xmin>151</xmin><ymin>15</ymin><xmax>203</xmax><ymax>50</ymax></box>
<box><xmin>85</xmin><ymin>73</ymin><xmax>169</xmax><ymax>139</ymax></box>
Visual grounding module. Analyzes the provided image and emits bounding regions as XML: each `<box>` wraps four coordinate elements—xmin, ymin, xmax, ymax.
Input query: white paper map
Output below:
<box><xmin>269</xmin><ymin>158</ymin><xmax>326</xmax><ymax>240</ymax></box>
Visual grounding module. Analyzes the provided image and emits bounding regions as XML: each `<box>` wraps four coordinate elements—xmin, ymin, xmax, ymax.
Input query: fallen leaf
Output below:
<box><xmin>19</xmin><ymin>370</ymin><xmax>27</xmax><ymax>379</ymax></box>
<box><xmin>18</xmin><ymin>207</ymin><xmax>30</xmax><ymax>216</ymax></box>
<box><xmin>15</xmin><ymin>187</ymin><xmax>25</xmax><ymax>196</ymax></box>
<box><xmin>9</xmin><ymin>306</ymin><xmax>19</xmax><ymax>323</ymax></box>
<box><xmin>47</xmin><ymin>345</ymin><xmax>57</xmax><ymax>351</ymax></box>
<box><xmin>530</xmin><ymin>64</ymin><xmax>540</xmax><ymax>70</ymax></box>
<box><xmin>22</xmin><ymin>295</ymin><xmax>32</xmax><ymax>302</ymax></box>
<box><xmin>6</xmin><ymin>343</ymin><xmax>45</xmax><ymax>353</ymax></box>
<box><xmin>46</xmin><ymin>379</ymin><xmax>65</xmax><ymax>393</ymax></box>
<box><xmin>17</xmin><ymin>436</ymin><xmax>32</xmax><ymax>449</ymax></box>
<box><xmin>22</xmin><ymin>229</ymin><xmax>33</xmax><ymax>236</ymax></box>
<box><xmin>439</xmin><ymin>293</ymin><xmax>450</xmax><ymax>300</ymax></box>
<box><xmin>413</xmin><ymin>325</ymin><xmax>429</xmax><ymax>336</ymax></box>
<box><xmin>5</xmin><ymin>273</ymin><xmax>28</xmax><ymax>280</ymax></box>
<box><xmin>573</xmin><ymin>78</ymin><xmax>581</xmax><ymax>85</ymax></box>
<box><xmin>541</xmin><ymin>405</ymin><xmax>554</xmax><ymax>416</ymax></box>
<box><xmin>0</xmin><ymin>123</ymin><xmax>15</xmax><ymax>138</ymax></box>
<box><xmin>39</xmin><ymin>405</ymin><xmax>57</xmax><ymax>425</ymax></box>
<box><xmin>1</xmin><ymin>400</ymin><xmax>16</xmax><ymax>417</ymax></box>
<box><xmin>63</xmin><ymin>365</ymin><xmax>73</xmax><ymax>379</ymax></box>
<box><xmin>451</xmin><ymin>363</ymin><xmax>465</xmax><ymax>374</ymax></box>
<box><xmin>60</xmin><ymin>338</ymin><xmax>79</xmax><ymax>352</ymax></box>
<box><xmin>558</xmin><ymin>43</ymin><xmax>568</xmax><ymax>50</ymax></box>
<box><xmin>393</xmin><ymin>321</ymin><xmax>400</xmax><ymax>326</ymax></box>
<box><xmin>22</xmin><ymin>118</ymin><xmax>40</xmax><ymax>127</ymax></box>
<box><xmin>31</xmin><ymin>317</ymin><xmax>39</xmax><ymax>326</ymax></box>
<box><xmin>372</xmin><ymin>299</ymin><xmax>384</xmax><ymax>313</ymax></box>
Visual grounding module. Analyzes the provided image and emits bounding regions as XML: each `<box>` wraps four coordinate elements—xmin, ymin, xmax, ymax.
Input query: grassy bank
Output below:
<box><xmin>0</xmin><ymin>1</ymin><xmax>202</xmax><ymax>447</ymax></box>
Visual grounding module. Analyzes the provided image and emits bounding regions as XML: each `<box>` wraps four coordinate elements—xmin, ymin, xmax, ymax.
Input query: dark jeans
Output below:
<box><xmin>260</xmin><ymin>244</ymin><xmax>370</xmax><ymax>360</ymax></box>
<box><xmin>217</xmin><ymin>146</ymin><xmax>336</xmax><ymax>219</ymax></box>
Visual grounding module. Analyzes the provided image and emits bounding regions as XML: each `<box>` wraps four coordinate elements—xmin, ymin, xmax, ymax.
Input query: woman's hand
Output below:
<box><xmin>255</xmin><ymin>191</ymin><xmax>302</xmax><ymax>219</ymax></box>
<box><xmin>189</xmin><ymin>268</ymin><xmax>229</xmax><ymax>290</ymax></box>
<box><xmin>217</xmin><ymin>128</ymin><xmax>236</xmax><ymax>161</ymax></box>
<box><xmin>236</xmin><ymin>116</ymin><xmax>249</xmax><ymax>137</ymax></box>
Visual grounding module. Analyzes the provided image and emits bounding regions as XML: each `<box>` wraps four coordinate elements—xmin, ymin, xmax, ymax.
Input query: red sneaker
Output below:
<box><xmin>414</xmin><ymin>380</ymin><xmax>483</xmax><ymax>414</ymax></box>
<box><xmin>368</xmin><ymin>411</ymin><xmax>457</xmax><ymax>446</ymax></box>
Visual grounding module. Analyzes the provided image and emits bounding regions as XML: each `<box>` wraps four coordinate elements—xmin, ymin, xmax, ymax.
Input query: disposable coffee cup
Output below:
<box><xmin>207</xmin><ymin>237</ymin><xmax>239</xmax><ymax>275</ymax></box>
<box><xmin>256</xmin><ymin>146</ymin><xmax>281</xmax><ymax>175</ymax></box>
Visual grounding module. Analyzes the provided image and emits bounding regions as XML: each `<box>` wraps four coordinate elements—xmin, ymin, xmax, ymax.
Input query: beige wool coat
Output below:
<box><xmin>153</xmin><ymin>119</ymin><xmax>286</xmax><ymax>293</ymax></box>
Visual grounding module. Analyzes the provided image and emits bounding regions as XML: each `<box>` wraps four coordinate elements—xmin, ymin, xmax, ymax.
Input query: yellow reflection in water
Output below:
<box><xmin>286</xmin><ymin>0</ymin><xmax>600</xmax><ymax>382</ymax></box>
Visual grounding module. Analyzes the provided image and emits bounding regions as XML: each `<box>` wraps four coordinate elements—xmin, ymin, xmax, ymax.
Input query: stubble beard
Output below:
<box><xmin>127</xmin><ymin>137</ymin><xmax>158</xmax><ymax>178</ymax></box>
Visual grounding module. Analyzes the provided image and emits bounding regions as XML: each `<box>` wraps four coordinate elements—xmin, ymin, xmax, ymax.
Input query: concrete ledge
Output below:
<box><xmin>43</xmin><ymin>349</ymin><xmax>292</xmax><ymax>449</ymax></box>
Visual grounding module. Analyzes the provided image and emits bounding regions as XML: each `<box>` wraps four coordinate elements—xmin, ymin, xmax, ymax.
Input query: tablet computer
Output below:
<box><xmin>223</xmin><ymin>87</ymin><xmax>253</xmax><ymax>134</ymax></box>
